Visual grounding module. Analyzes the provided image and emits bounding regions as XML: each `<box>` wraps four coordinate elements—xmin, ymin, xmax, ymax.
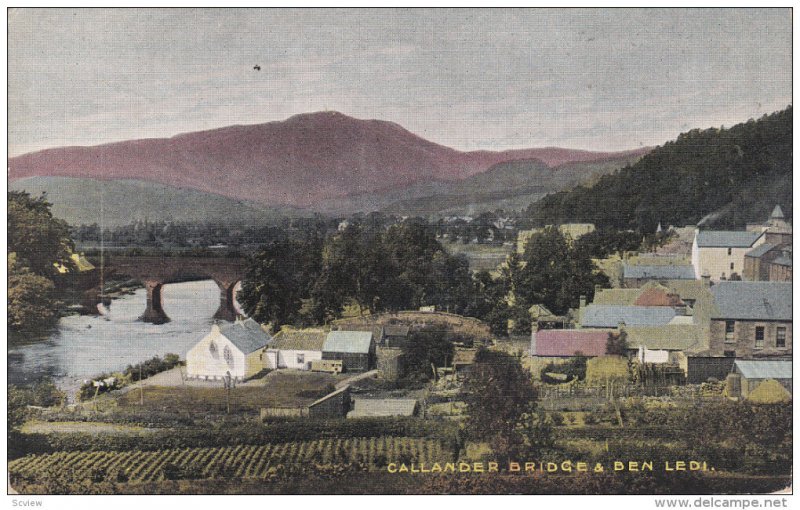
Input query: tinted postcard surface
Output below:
<box><xmin>7</xmin><ymin>8</ymin><xmax>792</xmax><ymax>497</ymax></box>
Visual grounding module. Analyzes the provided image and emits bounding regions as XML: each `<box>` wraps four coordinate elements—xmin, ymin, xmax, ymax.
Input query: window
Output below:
<box><xmin>724</xmin><ymin>350</ymin><xmax>736</xmax><ymax>357</ymax></box>
<box><xmin>296</xmin><ymin>353</ymin><xmax>305</xmax><ymax>365</ymax></box>
<box><xmin>730</xmin><ymin>262</ymin><xmax>735</xmax><ymax>271</ymax></box>
<box><xmin>209</xmin><ymin>340</ymin><xmax>219</xmax><ymax>358</ymax></box>
<box><xmin>223</xmin><ymin>345</ymin><xmax>234</xmax><ymax>366</ymax></box>
<box><xmin>724</xmin><ymin>321</ymin><xmax>735</xmax><ymax>343</ymax></box>
<box><xmin>777</xmin><ymin>327</ymin><xmax>786</xmax><ymax>348</ymax></box>
<box><xmin>755</xmin><ymin>327</ymin><xmax>765</xmax><ymax>348</ymax></box>
<box><xmin>727</xmin><ymin>248</ymin><xmax>732</xmax><ymax>256</ymax></box>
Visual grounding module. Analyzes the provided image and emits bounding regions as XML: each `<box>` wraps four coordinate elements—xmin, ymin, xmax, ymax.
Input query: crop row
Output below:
<box><xmin>9</xmin><ymin>437</ymin><xmax>446</xmax><ymax>483</ymax></box>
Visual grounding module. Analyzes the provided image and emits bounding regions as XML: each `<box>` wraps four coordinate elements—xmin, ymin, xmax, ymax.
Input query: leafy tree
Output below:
<box><xmin>401</xmin><ymin>327</ymin><xmax>455</xmax><ymax>381</ymax></box>
<box><xmin>606</xmin><ymin>330</ymin><xmax>629</xmax><ymax>356</ymax></box>
<box><xmin>8</xmin><ymin>254</ymin><xmax>59</xmax><ymax>332</ymax></box>
<box><xmin>513</xmin><ymin>227</ymin><xmax>608</xmax><ymax>316</ymax></box>
<box><xmin>238</xmin><ymin>236</ymin><xmax>321</xmax><ymax>329</ymax></box>
<box><xmin>8</xmin><ymin>191</ymin><xmax>74</xmax><ymax>277</ymax></box>
<box><xmin>462</xmin><ymin>348</ymin><xmax>552</xmax><ymax>462</ymax></box>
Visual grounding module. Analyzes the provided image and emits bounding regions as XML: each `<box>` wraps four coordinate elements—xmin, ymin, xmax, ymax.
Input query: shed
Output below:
<box><xmin>347</xmin><ymin>398</ymin><xmax>418</xmax><ymax>418</ymax></box>
<box><xmin>381</xmin><ymin>325</ymin><xmax>410</xmax><ymax>348</ymax></box>
<box><xmin>686</xmin><ymin>356</ymin><xmax>736</xmax><ymax>384</ymax></box>
<box><xmin>323</xmin><ymin>331</ymin><xmax>375</xmax><ymax>372</ymax></box>
<box><xmin>732</xmin><ymin>359</ymin><xmax>792</xmax><ymax>397</ymax></box>
<box><xmin>308</xmin><ymin>386</ymin><xmax>352</xmax><ymax>419</ymax></box>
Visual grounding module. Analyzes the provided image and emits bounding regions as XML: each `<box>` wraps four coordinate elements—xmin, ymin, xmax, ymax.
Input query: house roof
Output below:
<box><xmin>382</xmin><ymin>325</ymin><xmax>410</xmax><ymax>338</ymax></box>
<box><xmin>592</xmin><ymin>288</ymin><xmax>641</xmax><ymax>306</ymax></box>
<box><xmin>533</xmin><ymin>329</ymin><xmax>609</xmax><ymax>357</ymax></box>
<box><xmin>745</xmin><ymin>243</ymin><xmax>776</xmax><ymax>258</ymax></box>
<box><xmin>581</xmin><ymin>305</ymin><xmax>676</xmax><ymax>328</ymax></box>
<box><xmin>623</xmin><ymin>264</ymin><xmax>696</xmax><ymax>280</ymax></box>
<box><xmin>710</xmin><ymin>282</ymin><xmax>792</xmax><ymax>321</ymax></box>
<box><xmin>771</xmin><ymin>204</ymin><xmax>785</xmax><ymax>220</ymax></box>
<box><xmin>323</xmin><ymin>331</ymin><xmax>373</xmax><ymax>354</ymax></box>
<box><xmin>734</xmin><ymin>359</ymin><xmax>792</xmax><ymax>380</ymax></box>
<box><xmin>270</xmin><ymin>328</ymin><xmax>327</xmax><ymax>351</ymax></box>
<box><xmin>634</xmin><ymin>288</ymin><xmax>684</xmax><ymax>307</ymax></box>
<box><xmin>348</xmin><ymin>398</ymin><xmax>417</xmax><ymax>418</ymax></box>
<box><xmin>695</xmin><ymin>230</ymin><xmax>763</xmax><ymax>248</ymax></box>
<box><xmin>772</xmin><ymin>256</ymin><xmax>792</xmax><ymax>267</ymax></box>
<box><xmin>623</xmin><ymin>325</ymin><xmax>705</xmax><ymax>352</ymax></box>
<box><xmin>219</xmin><ymin>319</ymin><xmax>272</xmax><ymax>354</ymax></box>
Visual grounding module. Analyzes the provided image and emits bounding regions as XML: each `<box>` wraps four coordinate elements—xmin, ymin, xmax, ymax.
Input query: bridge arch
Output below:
<box><xmin>92</xmin><ymin>256</ymin><xmax>248</xmax><ymax>324</ymax></box>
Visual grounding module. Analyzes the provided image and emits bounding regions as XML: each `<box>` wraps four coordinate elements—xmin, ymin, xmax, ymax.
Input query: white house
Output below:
<box><xmin>186</xmin><ymin>318</ymin><xmax>272</xmax><ymax>382</ymax></box>
<box><xmin>263</xmin><ymin>328</ymin><xmax>327</xmax><ymax>371</ymax></box>
<box><xmin>691</xmin><ymin>229</ymin><xmax>765</xmax><ymax>281</ymax></box>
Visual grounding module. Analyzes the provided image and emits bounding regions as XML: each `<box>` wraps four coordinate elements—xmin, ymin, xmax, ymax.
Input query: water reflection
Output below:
<box><xmin>7</xmin><ymin>280</ymin><xmax>235</xmax><ymax>395</ymax></box>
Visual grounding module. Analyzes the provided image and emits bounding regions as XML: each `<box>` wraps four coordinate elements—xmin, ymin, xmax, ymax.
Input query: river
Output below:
<box><xmin>7</xmin><ymin>280</ymin><xmax>243</xmax><ymax>396</ymax></box>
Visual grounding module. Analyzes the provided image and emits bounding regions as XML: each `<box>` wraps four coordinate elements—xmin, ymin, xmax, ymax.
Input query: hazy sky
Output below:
<box><xmin>8</xmin><ymin>8</ymin><xmax>792</xmax><ymax>156</ymax></box>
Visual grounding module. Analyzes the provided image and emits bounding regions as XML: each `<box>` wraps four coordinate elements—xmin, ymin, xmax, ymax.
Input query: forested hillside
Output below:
<box><xmin>526</xmin><ymin>107</ymin><xmax>792</xmax><ymax>230</ymax></box>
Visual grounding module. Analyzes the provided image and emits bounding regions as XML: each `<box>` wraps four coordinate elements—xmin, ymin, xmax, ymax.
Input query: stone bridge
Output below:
<box><xmin>91</xmin><ymin>256</ymin><xmax>248</xmax><ymax>324</ymax></box>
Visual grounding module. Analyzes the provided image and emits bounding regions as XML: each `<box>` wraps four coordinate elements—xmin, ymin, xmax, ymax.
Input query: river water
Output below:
<box><xmin>7</xmin><ymin>280</ymin><xmax>242</xmax><ymax>396</ymax></box>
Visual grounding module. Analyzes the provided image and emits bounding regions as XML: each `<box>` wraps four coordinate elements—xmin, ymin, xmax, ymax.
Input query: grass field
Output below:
<box><xmin>115</xmin><ymin>371</ymin><xmax>338</xmax><ymax>414</ymax></box>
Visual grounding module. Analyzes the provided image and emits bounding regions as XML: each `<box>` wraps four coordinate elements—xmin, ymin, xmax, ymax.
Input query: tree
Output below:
<box><xmin>401</xmin><ymin>327</ymin><xmax>455</xmax><ymax>381</ymax></box>
<box><xmin>606</xmin><ymin>330</ymin><xmax>629</xmax><ymax>356</ymax></box>
<box><xmin>8</xmin><ymin>191</ymin><xmax>74</xmax><ymax>277</ymax></box>
<box><xmin>513</xmin><ymin>227</ymin><xmax>608</xmax><ymax>316</ymax></box>
<box><xmin>462</xmin><ymin>348</ymin><xmax>552</xmax><ymax>462</ymax></box>
<box><xmin>237</xmin><ymin>236</ymin><xmax>321</xmax><ymax>329</ymax></box>
<box><xmin>8</xmin><ymin>255</ymin><xmax>59</xmax><ymax>332</ymax></box>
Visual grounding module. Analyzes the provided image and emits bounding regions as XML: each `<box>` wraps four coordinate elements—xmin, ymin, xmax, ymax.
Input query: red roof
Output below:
<box><xmin>533</xmin><ymin>330</ymin><xmax>608</xmax><ymax>357</ymax></box>
<box><xmin>634</xmin><ymin>288</ymin><xmax>683</xmax><ymax>307</ymax></box>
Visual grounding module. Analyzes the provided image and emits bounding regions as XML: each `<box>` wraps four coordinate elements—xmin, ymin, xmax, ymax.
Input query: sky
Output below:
<box><xmin>7</xmin><ymin>8</ymin><xmax>793</xmax><ymax>157</ymax></box>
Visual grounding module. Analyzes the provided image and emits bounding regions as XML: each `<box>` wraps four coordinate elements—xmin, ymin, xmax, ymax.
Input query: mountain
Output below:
<box><xmin>526</xmin><ymin>107</ymin><xmax>793</xmax><ymax>231</ymax></box>
<box><xmin>8</xmin><ymin>111</ymin><xmax>649</xmax><ymax>209</ymax></box>
<box><xmin>314</xmin><ymin>152</ymin><xmax>647</xmax><ymax>216</ymax></box>
<box><xmin>8</xmin><ymin>177</ymin><xmax>308</xmax><ymax>228</ymax></box>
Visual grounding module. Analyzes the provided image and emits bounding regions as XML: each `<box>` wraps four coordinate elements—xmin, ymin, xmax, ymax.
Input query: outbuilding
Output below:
<box><xmin>322</xmin><ymin>331</ymin><xmax>374</xmax><ymax>372</ymax></box>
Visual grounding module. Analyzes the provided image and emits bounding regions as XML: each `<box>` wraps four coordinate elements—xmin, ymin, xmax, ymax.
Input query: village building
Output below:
<box><xmin>729</xmin><ymin>359</ymin><xmax>792</xmax><ymax>398</ymax></box>
<box><xmin>308</xmin><ymin>386</ymin><xmax>352</xmax><ymax>419</ymax></box>
<box><xmin>579</xmin><ymin>304</ymin><xmax>678</xmax><ymax>329</ymax></box>
<box><xmin>379</xmin><ymin>325</ymin><xmax>411</xmax><ymax>348</ymax></box>
<box><xmin>186</xmin><ymin>318</ymin><xmax>272</xmax><ymax>382</ymax></box>
<box><xmin>347</xmin><ymin>398</ymin><xmax>418</xmax><ymax>418</ymax></box>
<box><xmin>531</xmin><ymin>329</ymin><xmax>609</xmax><ymax>358</ymax></box>
<box><xmin>263</xmin><ymin>328</ymin><xmax>327</xmax><ymax>371</ymax></box>
<box><xmin>708</xmin><ymin>281</ymin><xmax>792</xmax><ymax>357</ymax></box>
<box><xmin>691</xmin><ymin>229</ymin><xmax>766</xmax><ymax>282</ymax></box>
<box><xmin>768</xmin><ymin>255</ymin><xmax>792</xmax><ymax>282</ymax></box>
<box><xmin>322</xmin><ymin>330</ymin><xmax>375</xmax><ymax>372</ymax></box>
<box><xmin>743</xmin><ymin>243</ymin><xmax>792</xmax><ymax>281</ymax></box>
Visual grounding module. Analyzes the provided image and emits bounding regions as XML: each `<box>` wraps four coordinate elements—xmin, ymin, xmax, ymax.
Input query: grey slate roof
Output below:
<box><xmin>580</xmin><ymin>305</ymin><xmax>676</xmax><ymax>328</ymax></box>
<box><xmin>219</xmin><ymin>319</ymin><xmax>272</xmax><ymax>354</ymax></box>
<box><xmin>772</xmin><ymin>256</ymin><xmax>792</xmax><ymax>267</ymax></box>
<box><xmin>745</xmin><ymin>243</ymin><xmax>776</xmax><ymax>258</ymax></box>
<box><xmin>771</xmin><ymin>205</ymin><xmax>785</xmax><ymax>219</ymax></box>
<box><xmin>734</xmin><ymin>359</ymin><xmax>792</xmax><ymax>380</ymax></box>
<box><xmin>623</xmin><ymin>264</ymin><xmax>696</xmax><ymax>280</ymax></box>
<box><xmin>695</xmin><ymin>230</ymin><xmax>763</xmax><ymax>248</ymax></box>
<box><xmin>348</xmin><ymin>398</ymin><xmax>417</xmax><ymax>418</ymax></box>
<box><xmin>323</xmin><ymin>331</ymin><xmax>373</xmax><ymax>354</ymax></box>
<box><xmin>711</xmin><ymin>282</ymin><xmax>793</xmax><ymax>321</ymax></box>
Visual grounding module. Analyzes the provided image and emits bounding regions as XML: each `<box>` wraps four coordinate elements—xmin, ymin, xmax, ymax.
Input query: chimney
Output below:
<box><xmin>579</xmin><ymin>295</ymin><xmax>587</xmax><ymax>308</ymax></box>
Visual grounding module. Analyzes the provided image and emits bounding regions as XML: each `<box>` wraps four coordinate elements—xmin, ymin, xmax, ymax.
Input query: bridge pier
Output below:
<box><xmin>213</xmin><ymin>279</ymin><xmax>239</xmax><ymax>322</ymax></box>
<box><xmin>140</xmin><ymin>280</ymin><xmax>170</xmax><ymax>324</ymax></box>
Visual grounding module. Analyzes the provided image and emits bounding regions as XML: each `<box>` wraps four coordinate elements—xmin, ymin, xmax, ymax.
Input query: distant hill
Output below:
<box><xmin>371</xmin><ymin>153</ymin><xmax>645</xmax><ymax>217</ymax></box>
<box><xmin>8</xmin><ymin>111</ymin><xmax>650</xmax><ymax>209</ymax></box>
<box><xmin>526</xmin><ymin>107</ymin><xmax>793</xmax><ymax>230</ymax></box>
<box><xmin>9</xmin><ymin>177</ymin><xmax>307</xmax><ymax>227</ymax></box>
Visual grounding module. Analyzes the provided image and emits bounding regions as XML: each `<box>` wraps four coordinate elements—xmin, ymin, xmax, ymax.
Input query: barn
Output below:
<box><xmin>186</xmin><ymin>318</ymin><xmax>272</xmax><ymax>382</ymax></box>
<box><xmin>322</xmin><ymin>331</ymin><xmax>374</xmax><ymax>372</ymax></box>
<box><xmin>730</xmin><ymin>359</ymin><xmax>792</xmax><ymax>398</ymax></box>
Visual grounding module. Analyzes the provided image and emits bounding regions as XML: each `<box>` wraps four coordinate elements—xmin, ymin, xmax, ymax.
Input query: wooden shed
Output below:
<box><xmin>322</xmin><ymin>331</ymin><xmax>375</xmax><ymax>372</ymax></box>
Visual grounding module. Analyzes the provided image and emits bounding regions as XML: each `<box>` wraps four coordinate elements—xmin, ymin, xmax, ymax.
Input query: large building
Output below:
<box><xmin>691</xmin><ymin>230</ymin><xmax>765</xmax><ymax>281</ymax></box>
<box><xmin>708</xmin><ymin>282</ymin><xmax>792</xmax><ymax>357</ymax></box>
<box><xmin>186</xmin><ymin>319</ymin><xmax>272</xmax><ymax>382</ymax></box>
